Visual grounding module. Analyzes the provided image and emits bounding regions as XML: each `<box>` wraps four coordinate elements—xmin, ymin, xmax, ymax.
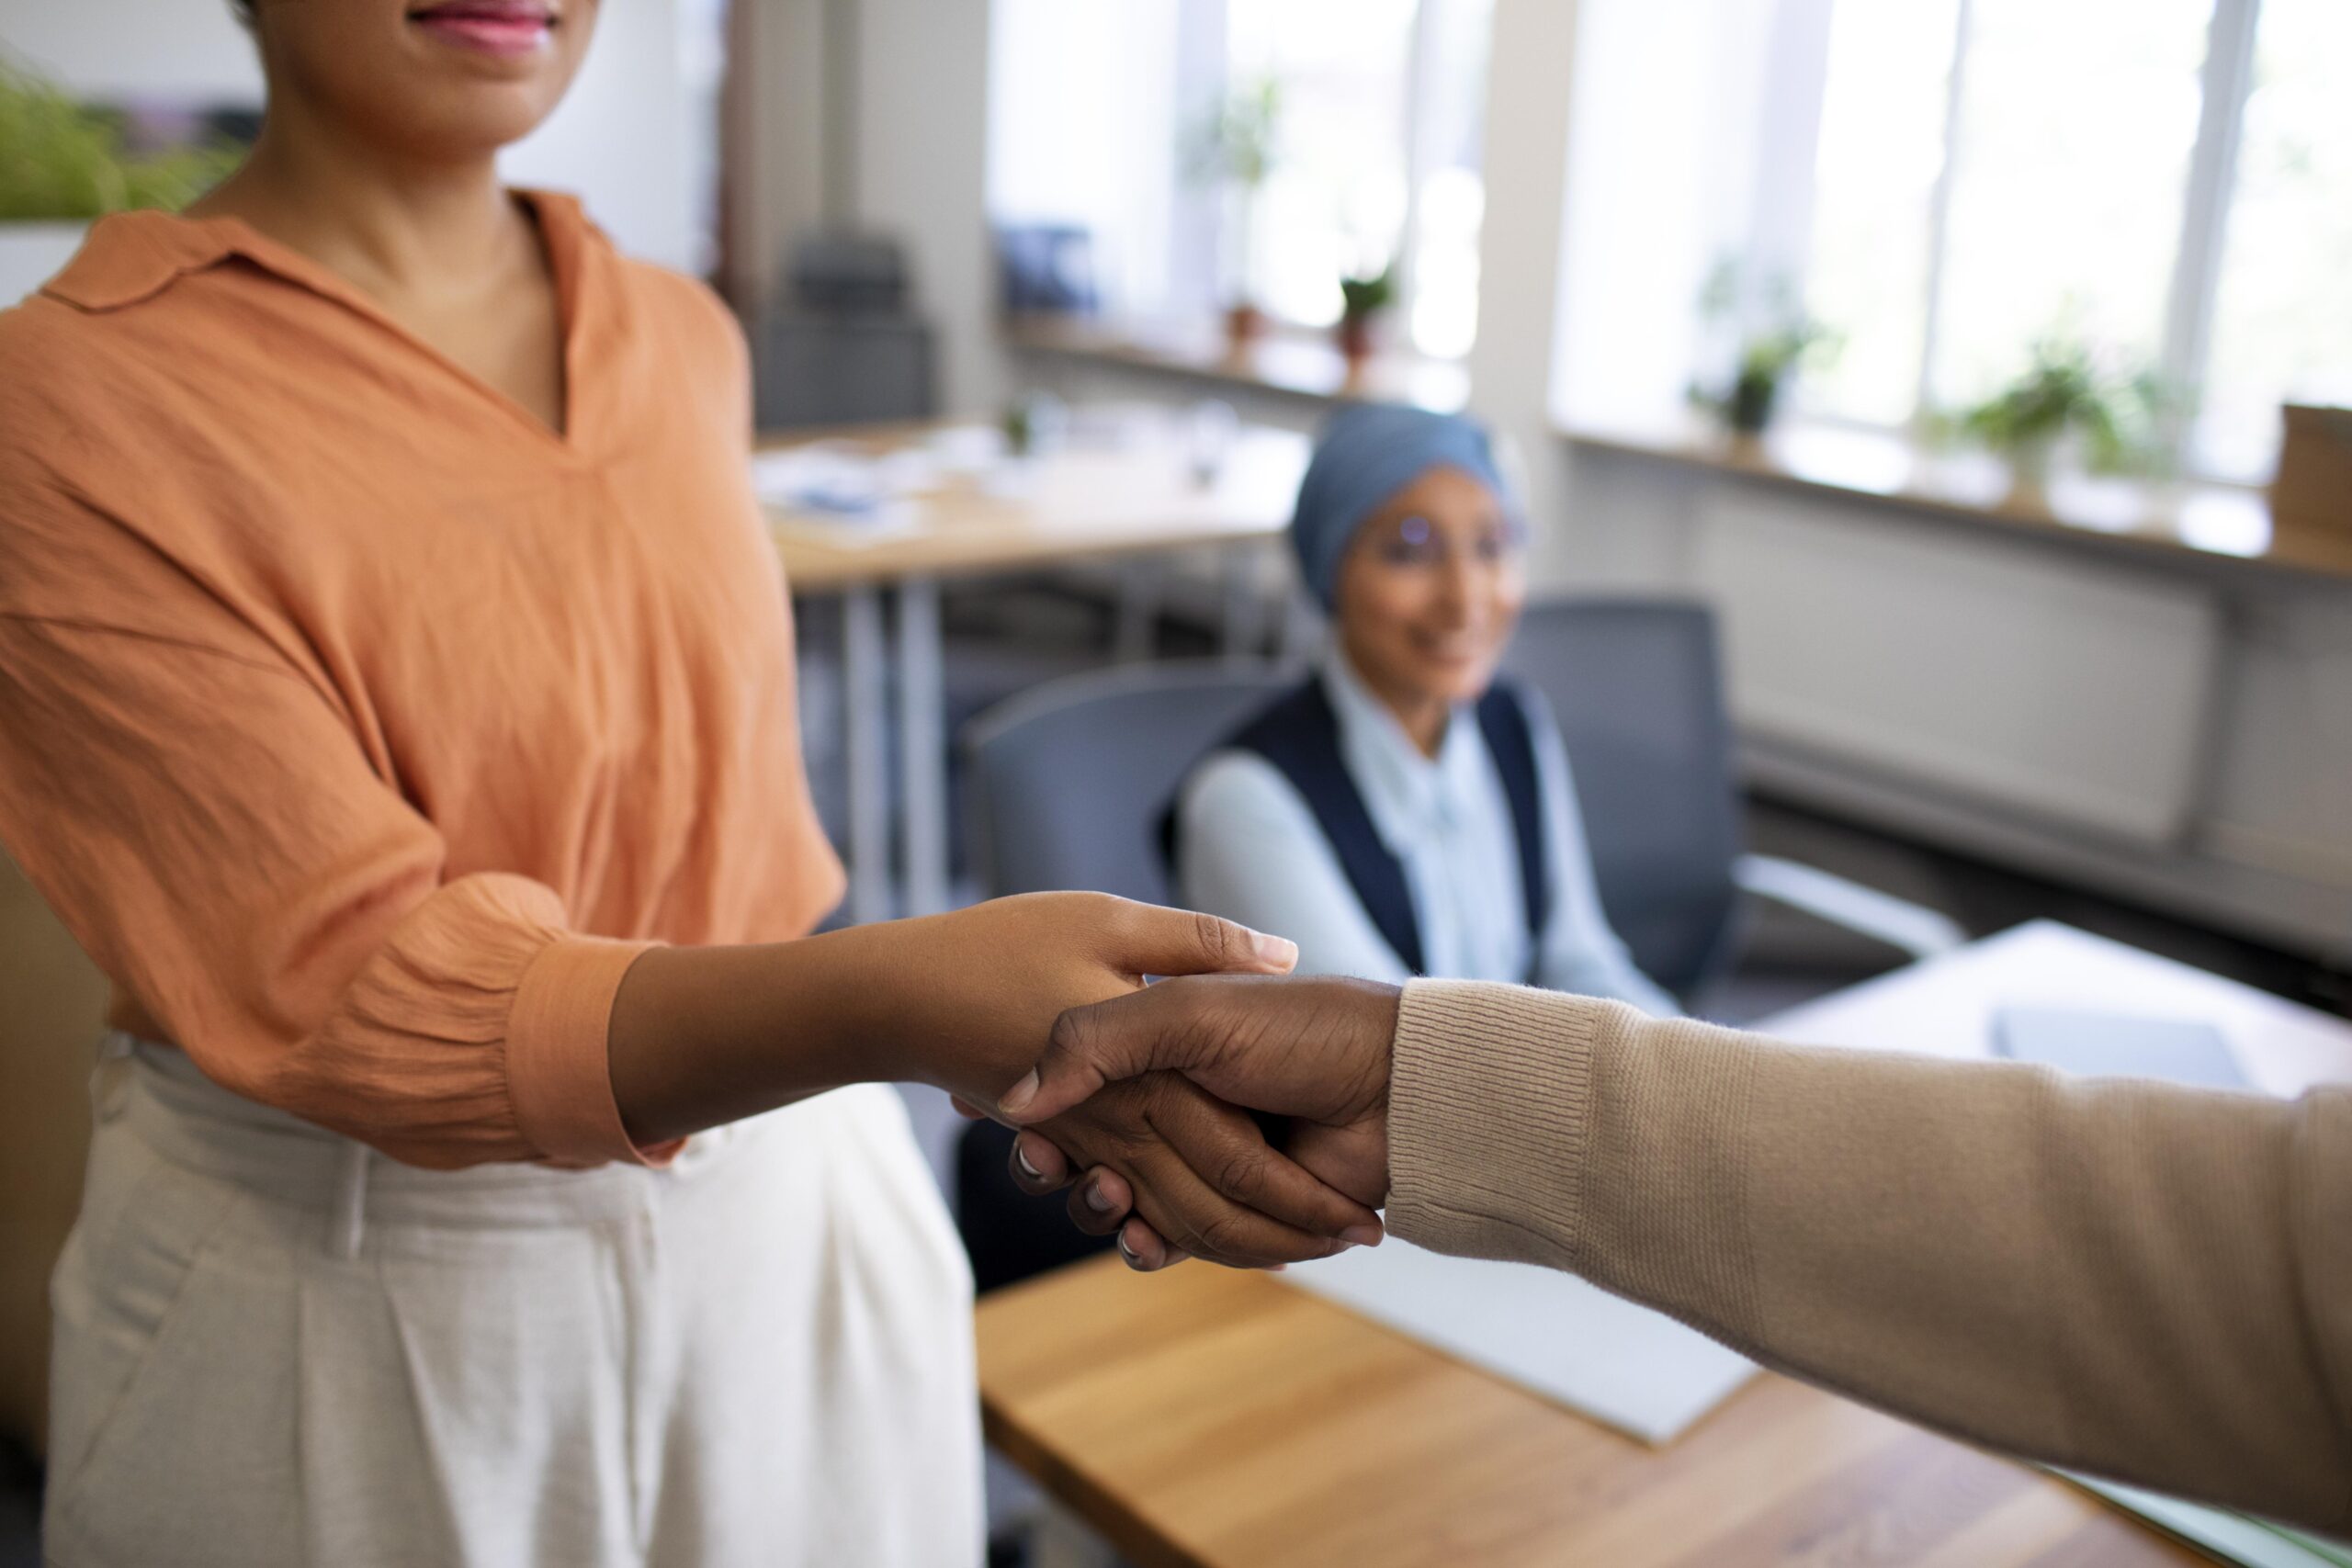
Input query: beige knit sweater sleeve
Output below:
<box><xmin>1383</xmin><ymin>980</ymin><xmax>2352</xmax><ymax>1536</ymax></box>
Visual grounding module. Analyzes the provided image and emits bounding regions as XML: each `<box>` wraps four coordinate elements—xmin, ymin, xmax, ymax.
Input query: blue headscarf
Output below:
<box><xmin>1289</xmin><ymin>404</ymin><xmax>1510</xmax><ymax>610</ymax></box>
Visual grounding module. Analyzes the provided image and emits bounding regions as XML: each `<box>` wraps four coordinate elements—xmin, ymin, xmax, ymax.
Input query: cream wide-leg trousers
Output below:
<box><xmin>43</xmin><ymin>1036</ymin><xmax>982</xmax><ymax>1567</ymax></box>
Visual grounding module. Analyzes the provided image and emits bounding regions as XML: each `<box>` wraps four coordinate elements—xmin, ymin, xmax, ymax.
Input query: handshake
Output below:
<box><xmin>915</xmin><ymin>894</ymin><xmax>1405</xmax><ymax>1274</ymax></box>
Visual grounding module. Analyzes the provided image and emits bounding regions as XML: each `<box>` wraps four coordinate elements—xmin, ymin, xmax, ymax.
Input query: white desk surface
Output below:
<box><xmin>1757</xmin><ymin>919</ymin><xmax>2352</xmax><ymax>1097</ymax></box>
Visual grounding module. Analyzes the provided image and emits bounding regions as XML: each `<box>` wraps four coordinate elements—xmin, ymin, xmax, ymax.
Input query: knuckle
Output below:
<box><xmin>1191</xmin><ymin>909</ymin><xmax>1237</xmax><ymax>966</ymax></box>
<box><xmin>1194</xmin><ymin>1210</ymin><xmax>1255</xmax><ymax>1261</ymax></box>
<box><xmin>1046</xmin><ymin>1004</ymin><xmax>1095</xmax><ymax>1063</ymax></box>
<box><xmin>1211</xmin><ymin>1142</ymin><xmax>1268</xmax><ymax>1203</ymax></box>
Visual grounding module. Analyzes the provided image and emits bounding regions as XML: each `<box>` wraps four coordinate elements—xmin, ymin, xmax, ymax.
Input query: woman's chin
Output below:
<box><xmin>1406</xmin><ymin>660</ymin><xmax>1497</xmax><ymax>707</ymax></box>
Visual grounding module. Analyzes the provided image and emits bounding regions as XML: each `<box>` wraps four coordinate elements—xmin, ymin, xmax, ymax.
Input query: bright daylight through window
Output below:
<box><xmin>1799</xmin><ymin>0</ymin><xmax>2351</xmax><ymax>480</ymax></box>
<box><xmin>988</xmin><ymin>0</ymin><xmax>1495</xmax><ymax>362</ymax></box>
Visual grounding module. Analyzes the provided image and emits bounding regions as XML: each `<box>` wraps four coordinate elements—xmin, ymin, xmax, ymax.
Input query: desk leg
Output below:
<box><xmin>1112</xmin><ymin>557</ymin><xmax>1165</xmax><ymax>663</ymax></box>
<box><xmin>842</xmin><ymin>583</ymin><xmax>892</xmax><ymax>924</ymax></box>
<box><xmin>897</xmin><ymin>574</ymin><xmax>950</xmax><ymax>916</ymax></box>
<box><xmin>1221</xmin><ymin>541</ymin><xmax>1270</xmax><ymax>662</ymax></box>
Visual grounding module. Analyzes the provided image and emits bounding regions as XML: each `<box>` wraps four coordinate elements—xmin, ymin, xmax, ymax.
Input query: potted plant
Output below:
<box><xmin>1958</xmin><ymin>337</ymin><xmax>2170</xmax><ymax>506</ymax></box>
<box><xmin>1182</xmin><ymin>77</ymin><xmax>1282</xmax><ymax>353</ymax></box>
<box><xmin>1335</xmin><ymin>261</ymin><xmax>1396</xmax><ymax>372</ymax></box>
<box><xmin>0</xmin><ymin>61</ymin><xmax>240</xmax><ymax>304</ymax></box>
<box><xmin>1686</xmin><ymin>260</ymin><xmax>1836</xmax><ymax>441</ymax></box>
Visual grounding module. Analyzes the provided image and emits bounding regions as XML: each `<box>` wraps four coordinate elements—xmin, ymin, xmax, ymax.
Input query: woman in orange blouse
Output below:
<box><xmin>0</xmin><ymin>4</ymin><xmax>1376</xmax><ymax>1562</ymax></box>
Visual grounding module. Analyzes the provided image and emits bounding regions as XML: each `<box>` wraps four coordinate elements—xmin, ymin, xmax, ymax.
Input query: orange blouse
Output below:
<box><xmin>0</xmin><ymin>192</ymin><xmax>843</xmax><ymax>1168</ymax></box>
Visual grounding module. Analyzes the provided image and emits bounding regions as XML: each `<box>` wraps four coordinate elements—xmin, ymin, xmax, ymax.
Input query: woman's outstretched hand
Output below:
<box><xmin>613</xmin><ymin>892</ymin><xmax>1385</xmax><ymax>1268</ymax></box>
<box><xmin>989</xmin><ymin>975</ymin><xmax>1404</xmax><ymax>1270</ymax></box>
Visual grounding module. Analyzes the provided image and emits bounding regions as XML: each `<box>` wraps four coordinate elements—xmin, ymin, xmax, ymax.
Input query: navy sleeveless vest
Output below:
<box><xmin>1167</xmin><ymin>675</ymin><xmax>1551</xmax><ymax>978</ymax></box>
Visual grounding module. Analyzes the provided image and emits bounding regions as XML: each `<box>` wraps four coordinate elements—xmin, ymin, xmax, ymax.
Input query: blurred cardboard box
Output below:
<box><xmin>2270</xmin><ymin>403</ymin><xmax>2352</xmax><ymax>539</ymax></box>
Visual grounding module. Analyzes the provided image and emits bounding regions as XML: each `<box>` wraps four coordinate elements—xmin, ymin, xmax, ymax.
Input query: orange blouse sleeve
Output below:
<box><xmin>0</xmin><ymin>476</ymin><xmax>673</xmax><ymax>1170</ymax></box>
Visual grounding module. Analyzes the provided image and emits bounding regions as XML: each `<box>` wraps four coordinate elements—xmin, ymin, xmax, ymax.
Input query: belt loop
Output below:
<box><xmin>91</xmin><ymin>1032</ymin><xmax>137</xmax><ymax>1123</ymax></box>
<box><xmin>330</xmin><ymin>1140</ymin><xmax>370</xmax><ymax>1260</ymax></box>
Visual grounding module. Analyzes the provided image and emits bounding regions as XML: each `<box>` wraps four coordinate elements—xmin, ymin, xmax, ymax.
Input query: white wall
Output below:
<box><xmin>986</xmin><ymin>0</ymin><xmax>1183</xmax><ymax>319</ymax></box>
<box><xmin>1</xmin><ymin>0</ymin><xmax>702</xmax><ymax>273</ymax></box>
<box><xmin>849</xmin><ymin>0</ymin><xmax>1001</xmax><ymax>416</ymax></box>
<box><xmin>503</xmin><ymin>0</ymin><xmax>702</xmax><ymax>272</ymax></box>
<box><xmin>0</xmin><ymin>0</ymin><xmax>263</xmax><ymax>98</ymax></box>
<box><xmin>729</xmin><ymin>0</ymin><xmax>831</xmax><ymax>310</ymax></box>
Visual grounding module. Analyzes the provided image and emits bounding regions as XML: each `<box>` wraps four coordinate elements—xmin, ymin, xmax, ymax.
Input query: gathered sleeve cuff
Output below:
<box><xmin>509</xmin><ymin>932</ymin><xmax>678</xmax><ymax>1167</ymax></box>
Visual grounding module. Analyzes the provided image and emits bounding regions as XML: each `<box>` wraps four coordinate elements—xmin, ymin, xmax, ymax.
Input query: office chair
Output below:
<box><xmin>964</xmin><ymin>661</ymin><xmax>1300</xmax><ymax>909</ymax></box>
<box><xmin>956</xmin><ymin>661</ymin><xmax>1295</xmax><ymax>1291</ymax></box>
<box><xmin>1504</xmin><ymin>597</ymin><xmax>1962</xmax><ymax>999</ymax></box>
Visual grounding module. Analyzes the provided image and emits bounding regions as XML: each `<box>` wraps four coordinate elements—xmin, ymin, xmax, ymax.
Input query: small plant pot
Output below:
<box><xmin>1335</xmin><ymin>313</ymin><xmax>1376</xmax><ymax>371</ymax></box>
<box><xmin>2003</xmin><ymin>433</ymin><xmax>2060</xmax><ymax>510</ymax></box>
<box><xmin>1223</xmin><ymin>302</ymin><xmax>1265</xmax><ymax>354</ymax></box>
<box><xmin>1726</xmin><ymin>369</ymin><xmax>1781</xmax><ymax>436</ymax></box>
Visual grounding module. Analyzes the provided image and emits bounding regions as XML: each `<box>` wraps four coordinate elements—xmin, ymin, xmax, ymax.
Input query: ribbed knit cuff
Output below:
<box><xmin>1386</xmin><ymin>979</ymin><xmax>1613</xmax><ymax>1269</ymax></box>
<box><xmin>508</xmin><ymin>936</ymin><xmax>681</xmax><ymax>1168</ymax></box>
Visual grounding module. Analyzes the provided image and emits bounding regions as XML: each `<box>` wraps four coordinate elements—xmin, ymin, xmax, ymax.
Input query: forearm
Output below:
<box><xmin>609</xmin><ymin>917</ymin><xmax>1025</xmax><ymax>1146</ymax></box>
<box><xmin>1385</xmin><ymin>981</ymin><xmax>2352</xmax><ymax>1534</ymax></box>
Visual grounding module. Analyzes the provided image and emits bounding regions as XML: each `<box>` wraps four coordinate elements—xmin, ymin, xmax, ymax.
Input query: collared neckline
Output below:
<box><xmin>42</xmin><ymin>188</ymin><xmax>591</xmax><ymax>315</ymax></box>
<box><xmin>1318</xmin><ymin>649</ymin><xmax>1485</xmax><ymax>843</ymax></box>
<box><xmin>41</xmin><ymin>190</ymin><xmax>598</xmax><ymax>454</ymax></box>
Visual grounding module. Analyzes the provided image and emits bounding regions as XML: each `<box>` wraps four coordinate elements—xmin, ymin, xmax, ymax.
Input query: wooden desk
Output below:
<box><xmin>763</xmin><ymin>418</ymin><xmax>1306</xmax><ymax>591</ymax></box>
<box><xmin>982</xmin><ymin>1260</ymin><xmax>2199</xmax><ymax>1568</ymax></box>
<box><xmin>760</xmin><ymin>416</ymin><xmax>1306</xmax><ymax>920</ymax></box>
<box><xmin>978</xmin><ymin>922</ymin><xmax>2352</xmax><ymax>1566</ymax></box>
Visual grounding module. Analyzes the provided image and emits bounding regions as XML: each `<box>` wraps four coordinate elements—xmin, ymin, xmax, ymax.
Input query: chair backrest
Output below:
<box><xmin>1504</xmin><ymin>598</ymin><xmax>1745</xmax><ymax>996</ymax></box>
<box><xmin>963</xmin><ymin>661</ymin><xmax>1300</xmax><ymax>906</ymax></box>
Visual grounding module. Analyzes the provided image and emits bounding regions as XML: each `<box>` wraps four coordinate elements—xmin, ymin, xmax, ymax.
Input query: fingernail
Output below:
<box><xmin>1012</xmin><ymin>1142</ymin><xmax>1044</xmax><ymax>1181</ymax></box>
<box><xmin>1083</xmin><ymin>1183</ymin><xmax>1115</xmax><ymax>1213</ymax></box>
<box><xmin>1116</xmin><ymin>1233</ymin><xmax>1144</xmax><ymax>1268</ymax></box>
<box><xmin>1340</xmin><ymin>1224</ymin><xmax>1385</xmax><ymax>1248</ymax></box>
<box><xmin>1253</xmin><ymin>931</ymin><xmax>1298</xmax><ymax>968</ymax></box>
<box><xmin>997</xmin><ymin>1070</ymin><xmax>1040</xmax><ymax>1116</ymax></box>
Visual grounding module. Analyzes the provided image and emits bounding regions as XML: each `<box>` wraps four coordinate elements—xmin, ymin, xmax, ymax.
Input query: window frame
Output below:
<box><xmin>1202</xmin><ymin>0</ymin><xmax>1490</xmax><ymax>361</ymax></box>
<box><xmin>1770</xmin><ymin>0</ymin><xmax>2278</xmax><ymax>481</ymax></box>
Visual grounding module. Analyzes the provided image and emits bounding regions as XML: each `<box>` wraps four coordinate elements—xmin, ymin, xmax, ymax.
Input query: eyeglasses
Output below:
<box><xmin>1371</xmin><ymin>513</ymin><xmax>1524</xmax><ymax>569</ymax></box>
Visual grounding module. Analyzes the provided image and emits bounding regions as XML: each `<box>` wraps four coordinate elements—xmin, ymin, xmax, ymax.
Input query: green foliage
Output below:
<box><xmin>1182</xmin><ymin>77</ymin><xmax>1283</xmax><ymax>191</ymax></box>
<box><xmin>1339</xmin><ymin>262</ymin><xmax>1396</xmax><ymax>321</ymax></box>
<box><xmin>1688</xmin><ymin>257</ymin><xmax>1839</xmax><ymax>434</ymax></box>
<box><xmin>0</xmin><ymin>60</ymin><xmax>240</xmax><ymax>221</ymax></box>
<box><xmin>1957</xmin><ymin>337</ymin><xmax>2174</xmax><ymax>475</ymax></box>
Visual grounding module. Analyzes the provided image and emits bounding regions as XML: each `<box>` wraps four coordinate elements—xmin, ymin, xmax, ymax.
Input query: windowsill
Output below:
<box><xmin>1002</xmin><ymin>313</ymin><xmax>1471</xmax><ymax>415</ymax></box>
<box><xmin>1560</xmin><ymin>418</ymin><xmax>2352</xmax><ymax>584</ymax></box>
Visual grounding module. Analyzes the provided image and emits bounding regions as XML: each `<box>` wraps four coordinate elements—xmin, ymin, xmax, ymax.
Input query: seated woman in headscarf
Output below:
<box><xmin>1171</xmin><ymin>404</ymin><xmax>1676</xmax><ymax>1010</ymax></box>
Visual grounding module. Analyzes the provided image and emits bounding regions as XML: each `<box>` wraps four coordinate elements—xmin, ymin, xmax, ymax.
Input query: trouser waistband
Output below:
<box><xmin>100</xmin><ymin>1033</ymin><xmax>753</xmax><ymax>1254</ymax></box>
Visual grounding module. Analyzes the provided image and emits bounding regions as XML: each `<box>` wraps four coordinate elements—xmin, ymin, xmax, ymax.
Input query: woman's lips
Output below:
<box><xmin>408</xmin><ymin>3</ymin><xmax>556</xmax><ymax>58</ymax></box>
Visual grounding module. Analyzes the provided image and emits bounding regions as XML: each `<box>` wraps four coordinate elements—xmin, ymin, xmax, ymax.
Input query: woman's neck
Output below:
<box><xmin>1385</xmin><ymin>695</ymin><xmax>1450</xmax><ymax>761</ymax></box>
<box><xmin>187</xmin><ymin>92</ymin><xmax>520</xmax><ymax>303</ymax></box>
<box><xmin>1337</xmin><ymin>653</ymin><xmax>1450</xmax><ymax>760</ymax></box>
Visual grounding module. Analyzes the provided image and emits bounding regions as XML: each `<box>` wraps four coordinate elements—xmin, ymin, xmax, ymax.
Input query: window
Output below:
<box><xmin>2196</xmin><ymin>0</ymin><xmax>2352</xmax><ymax>477</ymax></box>
<box><xmin>987</xmin><ymin>0</ymin><xmax>1495</xmax><ymax>360</ymax></box>
<box><xmin>1225</xmin><ymin>0</ymin><xmax>1493</xmax><ymax>356</ymax></box>
<box><xmin>1791</xmin><ymin>0</ymin><xmax>2350</xmax><ymax>479</ymax></box>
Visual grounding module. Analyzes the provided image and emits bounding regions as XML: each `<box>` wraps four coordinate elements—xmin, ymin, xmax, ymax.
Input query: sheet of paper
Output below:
<box><xmin>2060</xmin><ymin>1475</ymin><xmax>2352</xmax><ymax>1568</ymax></box>
<box><xmin>751</xmin><ymin>447</ymin><xmax>923</xmax><ymax>542</ymax></box>
<box><xmin>1284</xmin><ymin>1238</ymin><xmax>1756</xmax><ymax>1445</ymax></box>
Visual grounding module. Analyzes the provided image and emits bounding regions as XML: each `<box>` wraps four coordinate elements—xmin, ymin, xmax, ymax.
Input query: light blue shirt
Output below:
<box><xmin>1176</xmin><ymin>653</ymin><xmax>1678</xmax><ymax>1013</ymax></box>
